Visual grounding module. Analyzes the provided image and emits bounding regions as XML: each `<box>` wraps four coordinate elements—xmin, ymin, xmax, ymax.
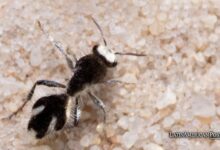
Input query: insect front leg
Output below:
<box><xmin>7</xmin><ymin>80</ymin><xmax>66</xmax><ymax>119</ymax></box>
<box><xmin>37</xmin><ymin>20</ymin><xmax>77</xmax><ymax>72</ymax></box>
<box><xmin>52</xmin><ymin>41</ymin><xmax>77</xmax><ymax>71</ymax></box>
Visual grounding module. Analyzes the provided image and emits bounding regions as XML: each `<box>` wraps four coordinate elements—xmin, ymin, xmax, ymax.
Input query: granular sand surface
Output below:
<box><xmin>0</xmin><ymin>0</ymin><xmax>220</xmax><ymax>150</ymax></box>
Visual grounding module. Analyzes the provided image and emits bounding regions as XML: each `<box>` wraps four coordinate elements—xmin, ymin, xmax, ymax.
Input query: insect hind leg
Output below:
<box><xmin>73</xmin><ymin>96</ymin><xmax>81</xmax><ymax>126</ymax></box>
<box><xmin>65</xmin><ymin>96</ymin><xmax>82</xmax><ymax>129</ymax></box>
<box><xmin>6</xmin><ymin>80</ymin><xmax>66</xmax><ymax>119</ymax></box>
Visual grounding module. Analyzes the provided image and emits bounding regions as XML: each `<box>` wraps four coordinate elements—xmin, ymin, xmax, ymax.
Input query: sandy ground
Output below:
<box><xmin>0</xmin><ymin>0</ymin><xmax>220</xmax><ymax>150</ymax></box>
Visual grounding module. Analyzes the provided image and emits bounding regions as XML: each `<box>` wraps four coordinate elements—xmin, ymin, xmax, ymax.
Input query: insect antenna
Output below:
<box><xmin>115</xmin><ymin>52</ymin><xmax>146</xmax><ymax>57</ymax></box>
<box><xmin>90</xmin><ymin>17</ymin><xmax>146</xmax><ymax>57</ymax></box>
<box><xmin>91</xmin><ymin>17</ymin><xmax>107</xmax><ymax>46</ymax></box>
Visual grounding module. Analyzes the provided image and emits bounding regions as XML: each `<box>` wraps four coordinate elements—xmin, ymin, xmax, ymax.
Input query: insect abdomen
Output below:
<box><xmin>28</xmin><ymin>94</ymin><xmax>68</xmax><ymax>139</ymax></box>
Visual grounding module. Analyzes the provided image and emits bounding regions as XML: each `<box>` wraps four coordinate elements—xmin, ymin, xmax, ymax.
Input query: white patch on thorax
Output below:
<box><xmin>97</xmin><ymin>45</ymin><xmax>116</xmax><ymax>63</ymax></box>
<box><xmin>32</xmin><ymin>105</ymin><xmax>45</xmax><ymax>116</ymax></box>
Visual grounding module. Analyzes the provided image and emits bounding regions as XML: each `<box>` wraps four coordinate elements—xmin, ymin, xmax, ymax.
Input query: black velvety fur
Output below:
<box><xmin>67</xmin><ymin>54</ymin><xmax>107</xmax><ymax>96</ymax></box>
<box><xmin>28</xmin><ymin>94</ymin><xmax>68</xmax><ymax>139</ymax></box>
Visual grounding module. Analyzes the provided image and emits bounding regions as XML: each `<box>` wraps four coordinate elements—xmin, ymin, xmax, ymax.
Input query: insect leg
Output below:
<box><xmin>37</xmin><ymin>20</ymin><xmax>77</xmax><ymax>71</ymax></box>
<box><xmin>88</xmin><ymin>92</ymin><xmax>106</xmax><ymax>123</ymax></box>
<box><xmin>73</xmin><ymin>96</ymin><xmax>81</xmax><ymax>126</ymax></box>
<box><xmin>7</xmin><ymin>80</ymin><xmax>66</xmax><ymax>119</ymax></box>
<box><xmin>27</xmin><ymin>80</ymin><xmax>66</xmax><ymax>100</ymax></box>
<box><xmin>100</xmin><ymin>79</ymin><xmax>135</xmax><ymax>85</ymax></box>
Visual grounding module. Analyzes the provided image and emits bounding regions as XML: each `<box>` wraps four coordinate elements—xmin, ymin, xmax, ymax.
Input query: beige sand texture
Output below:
<box><xmin>0</xmin><ymin>0</ymin><xmax>220</xmax><ymax>150</ymax></box>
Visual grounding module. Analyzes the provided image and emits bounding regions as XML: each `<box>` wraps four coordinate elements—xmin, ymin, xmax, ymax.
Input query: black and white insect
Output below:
<box><xmin>8</xmin><ymin>17</ymin><xmax>146</xmax><ymax>139</ymax></box>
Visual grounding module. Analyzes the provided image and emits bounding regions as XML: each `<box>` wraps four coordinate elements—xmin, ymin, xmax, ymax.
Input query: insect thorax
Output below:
<box><xmin>66</xmin><ymin>54</ymin><xmax>108</xmax><ymax>96</ymax></box>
